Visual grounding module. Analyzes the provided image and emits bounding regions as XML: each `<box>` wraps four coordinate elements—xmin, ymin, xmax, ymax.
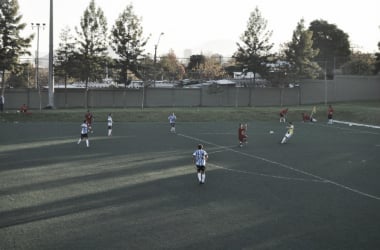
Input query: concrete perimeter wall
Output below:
<box><xmin>2</xmin><ymin>75</ymin><xmax>379</xmax><ymax>110</ymax></box>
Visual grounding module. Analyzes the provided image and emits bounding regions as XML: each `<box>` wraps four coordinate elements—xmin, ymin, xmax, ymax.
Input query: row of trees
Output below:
<box><xmin>1</xmin><ymin>0</ymin><xmax>380</xmax><ymax>92</ymax></box>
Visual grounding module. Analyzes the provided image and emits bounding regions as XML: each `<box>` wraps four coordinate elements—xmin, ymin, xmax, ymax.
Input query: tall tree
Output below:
<box><xmin>187</xmin><ymin>54</ymin><xmax>206</xmax><ymax>79</ymax></box>
<box><xmin>341</xmin><ymin>52</ymin><xmax>375</xmax><ymax>75</ymax></box>
<box><xmin>309</xmin><ymin>20</ymin><xmax>351</xmax><ymax>78</ymax></box>
<box><xmin>55</xmin><ymin>26</ymin><xmax>76</xmax><ymax>87</ymax></box>
<box><xmin>0</xmin><ymin>0</ymin><xmax>33</xmax><ymax>93</ymax></box>
<box><xmin>110</xmin><ymin>3</ymin><xmax>148</xmax><ymax>87</ymax></box>
<box><xmin>374</xmin><ymin>42</ymin><xmax>380</xmax><ymax>75</ymax></box>
<box><xmin>283</xmin><ymin>19</ymin><xmax>321</xmax><ymax>81</ymax></box>
<box><xmin>159</xmin><ymin>49</ymin><xmax>185</xmax><ymax>81</ymax></box>
<box><xmin>75</xmin><ymin>0</ymin><xmax>108</xmax><ymax>87</ymax></box>
<box><xmin>233</xmin><ymin>6</ymin><xmax>274</xmax><ymax>86</ymax></box>
<box><xmin>198</xmin><ymin>54</ymin><xmax>227</xmax><ymax>80</ymax></box>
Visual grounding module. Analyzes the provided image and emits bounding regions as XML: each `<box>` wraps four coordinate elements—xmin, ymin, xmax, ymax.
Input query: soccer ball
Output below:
<box><xmin>269</xmin><ymin>130</ymin><xmax>274</xmax><ymax>134</ymax></box>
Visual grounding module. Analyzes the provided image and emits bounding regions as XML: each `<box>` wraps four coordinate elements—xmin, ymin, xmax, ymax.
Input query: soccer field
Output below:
<box><xmin>1</xmin><ymin>120</ymin><xmax>380</xmax><ymax>249</ymax></box>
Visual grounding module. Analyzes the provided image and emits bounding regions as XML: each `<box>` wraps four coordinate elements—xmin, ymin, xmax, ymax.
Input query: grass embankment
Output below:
<box><xmin>0</xmin><ymin>101</ymin><xmax>379</xmax><ymax>124</ymax></box>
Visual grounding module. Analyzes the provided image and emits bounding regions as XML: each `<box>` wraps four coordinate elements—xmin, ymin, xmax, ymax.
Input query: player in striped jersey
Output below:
<box><xmin>77</xmin><ymin>120</ymin><xmax>90</xmax><ymax>147</ymax></box>
<box><xmin>107</xmin><ymin>113</ymin><xmax>113</xmax><ymax>136</ymax></box>
<box><xmin>168</xmin><ymin>112</ymin><xmax>176</xmax><ymax>133</ymax></box>
<box><xmin>192</xmin><ymin>144</ymin><xmax>208</xmax><ymax>184</ymax></box>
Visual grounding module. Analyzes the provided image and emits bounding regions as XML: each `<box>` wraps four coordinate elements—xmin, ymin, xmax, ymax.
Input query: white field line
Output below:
<box><xmin>333</xmin><ymin>120</ymin><xmax>380</xmax><ymax>129</ymax></box>
<box><xmin>178</xmin><ymin>133</ymin><xmax>380</xmax><ymax>201</ymax></box>
<box><xmin>208</xmin><ymin>162</ymin><xmax>326</xmax><ymax>183</ymax></box>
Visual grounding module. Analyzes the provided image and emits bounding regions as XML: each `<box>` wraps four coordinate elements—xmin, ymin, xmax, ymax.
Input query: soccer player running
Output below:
<box><xmin>78</xmin><ymin>120</ymin><xmax>90</xmax><ymax>147</ymax></box>
<box><xmin>85</xmin><ymin>110</ymin><xmax>94</xmax><ymax>133</ymax></box>
<box><xmin>238</xmin><ymin>123</ymin><xmax>248</xmax><ymax>147</ymax></box>
<box><xmin>327</xmin><ymin>105</ymin><xmax>334</xmax><ymax>124</ymax></box>
<box><xmin>279</xmin><ymin>108</ymin><xmax>288</xmax><ymax>123</ymax></box>
<box><xmin>281</xmin><ymin>121</ymin><xmax>294</xmax><ymax>144</ymax></box>
<box><xmin>192</xmin><ymin>144</ymin><xmax>208</xmax><ymax>184</ymax></box>
<box><xmin>168</xmin><ymin>112</ymin><xmax>177</xmax><ymax>133</ymax></box>
<box><xmin>107</xmin><ymin>113</ymin><xmax>113</xmax><ymax>136</ymax></box>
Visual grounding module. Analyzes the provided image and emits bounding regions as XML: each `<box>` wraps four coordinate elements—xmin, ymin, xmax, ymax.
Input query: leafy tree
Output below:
<box><xmin>187</xmin><ymin>54</ymin><xmax>206</xmax><ymax>79</ymax></box>
<box><xmin>283</xmin><ymin>19</ymin><xmax>321</xmax><ymax>81</ymax></box>
<box><xmin>233</xmin><ymin>6</ymin><xmax>274</xmax><ymax>86</ymax></box>
<box><xmin>55</xmin><ymin>26</ymin><xmax>76</xmax><ymax>87</ymax></box>
<box><xmin>341</xmin><ymin>52</ymin><xmax>375</xmax><ymax>75</ymax></box>
<box><xmin>75</xmin><ymin>0</ymin><xmax>108</xmax><ymax>87</ymax></box>
<box><xmin>0</xmin><ymin>0</ymin><xmax>33</xmax><ymax>92</ymax></box>
<box><xmin>110</xmin><ymin>3</ymin><xmax>148</xmax><ymax>87</ymax></box>
<box><xmin>159</xmin><ymin>49</ymin><xmax>185</xmax><ymax>81</ymax></box>
<box><xmin>198</xmin><ymin>54</ymin><xmax>227</xmax><ymax>79</ymax></box>
<box><xmin>374</xmin><ymin>42</ymin><xmax>380</xmax><ymax>74</ymax></box>
<box><xmin>5</xmin><ymin>61</ymin><xmax>34</xmax><ymax>88</ymax></box>
<box><xmin>309</xmin><ymin>20</ymin><xmax>351</xmax><ymax>79</ymax></box>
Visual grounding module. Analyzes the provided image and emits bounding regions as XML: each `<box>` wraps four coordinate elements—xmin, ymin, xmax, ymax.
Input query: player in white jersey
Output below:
<box><xmin>192</xmin><ymin>144</ymin><xmax>208</xmax><ymax>184</ymax></box>
<box><xmin>107</xmin><ymin>113</ymin><xmax>113</xmax><ymax>136</ymax></box>
<box><xmin>168</xmin><ymin>112</ymin><xmax>176</xmax><ymax>133</ymax></box>
<box><xmin>77</xmin><ymin>120</ymin><xmax>90</xmax><ymax>147</ymax></box>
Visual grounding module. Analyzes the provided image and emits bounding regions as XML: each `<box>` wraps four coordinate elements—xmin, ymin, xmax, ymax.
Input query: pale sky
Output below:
<box><xmin>18</xmin><ymin>0</ymin><xmax>380</xmax><ymax>59</ymax></box>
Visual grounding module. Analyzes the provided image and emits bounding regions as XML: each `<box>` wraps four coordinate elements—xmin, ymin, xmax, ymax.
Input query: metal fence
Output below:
<box><xmin>2</xmin><ymin>75</ymin><xmax>379</xmax><ymax>110</ymax></box>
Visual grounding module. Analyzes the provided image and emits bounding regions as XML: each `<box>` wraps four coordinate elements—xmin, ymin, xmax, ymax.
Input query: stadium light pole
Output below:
<box><xmin>47</xmin><ymin>0</ymin><xmax>54</xmax><ymax>109</ymax></box>
<box><xmin>153</xmin><ymin>32</ymin><xmax>164</xmax><ymax>87</ymax></box>
<box><xmin>31</xmin><ymin>23</ymin><xmax>45</xmax><ymax>90</ymax></box>
<box><xmin>32</xmin><ymin>22</ymin><xmax>45</xmax><ymax>112</ymax></box>
<box><xmin>324</xmin><ymin>60</ymin><xmax>327</xmax><ymax>105</ymax></box>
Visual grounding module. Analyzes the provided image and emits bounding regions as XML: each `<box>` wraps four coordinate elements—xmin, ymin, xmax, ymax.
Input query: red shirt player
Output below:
<box><xmin>85</xmin><ymin>110</ymin><xmax>94</xmax><ymax>132</ymax></box>
<box><xmin>327</xmin><ymin>105</ymin><xmax>334</xmax><ymax>124</ymax></box>
<box><xmin>238</xmin><ymin>123</ymin><xmax>248</xmax><ymax>147</ymax></box>
<box><xmin>280</xmin><ymin>108</ymin><xmax>288</xmax><ymax>123</ymax></box>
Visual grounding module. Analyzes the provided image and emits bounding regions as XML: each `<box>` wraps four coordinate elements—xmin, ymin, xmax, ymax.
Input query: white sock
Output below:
<box><xmin>197</xmin><ymin>173</ymin><xmax>202</xmax><ymax>182</ymax></box>
<box><xmin>86</xmin><ymin>140</ymin><xmax>89</xmax><ymax>147</ymax></box>
<box><xmin>281</xmin><ymin>137</ymin><xmax>286</xmax><ymax>144</ymax></box>
<box><xmin>77</xmin><ymin>139</ymin><xmax>81</xmax><ymax>144</ymax></box>
<box><xmin>108</xmin><ymin>130</ymin><xmax>111</xmax><ymax>136</ymax></box>
<box><xmin>201</xmin><ymin>173</ymin><xmax>206</xmax><ymax>183</ymax></box>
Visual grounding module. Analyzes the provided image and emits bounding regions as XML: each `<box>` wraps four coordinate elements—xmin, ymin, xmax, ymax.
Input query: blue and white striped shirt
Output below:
<box><xmin>168</xmin><ymin>114</ymin><xmax>176</xmax><ymax>124</ymax></box>
<box><xmin>81</xmin><ymin>123</ymin><xmax>88</xmax><ymax>134</ymax></box>
<box><xmin>193</xmin><ymin>149</ymin><xmax>208</xmax><ymax>166</ymax></box>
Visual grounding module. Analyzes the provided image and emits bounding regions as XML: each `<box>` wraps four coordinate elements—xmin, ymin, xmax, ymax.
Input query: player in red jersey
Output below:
<box><xmin>85</xmin><ymin>110</ymin><xmax>94</xmax><ymax>133</ymax></box>
<box><xmin>327</xmin><ymin>105</ymin><xmax>334</xmax><ymax>124</ymax></box>
<box><xmin>238</xmin><ymin>123</ymin><xmax>248</xmax><ymax>147</ymax></box>
<box><xmin>279</xmin><ymin>108</ymin><xmax>288</xmax><ymax>123</ymax></box>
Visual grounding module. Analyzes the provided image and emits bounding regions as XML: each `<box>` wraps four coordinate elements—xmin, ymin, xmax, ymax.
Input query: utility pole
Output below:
<box><xmin>31</xmin><ymin>23</ymin><xmax>45</xmax><ymax>90</ymax></box>
<box><xmin>47</xmin><ymin>0</ymin><xmax>54</xmax><ymax>108</ymax></box>
<box><xmin>31</xmin><ymin>22</ymin><xmax>45</xmax><ymax>112</ymax></box>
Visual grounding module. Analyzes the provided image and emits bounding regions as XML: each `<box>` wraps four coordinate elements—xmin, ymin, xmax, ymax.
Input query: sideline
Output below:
<box><xmin>178</xmin><ymin>133</ymin><xmax>380</xmax><ymax>201</ymax></box>
<box><xmin>333</xmin><ymin>120</ymin><xmax>380</xmax><ymax>129</ymax></box>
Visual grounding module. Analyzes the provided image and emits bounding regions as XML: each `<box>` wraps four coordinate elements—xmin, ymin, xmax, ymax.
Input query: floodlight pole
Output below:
<box><xmin>31</xmin><ymin>23</ymin><xmax>45</xmax><ymax>90</ymax></box>
<box><xmin>47</xmin><ymin>0</ymin><xmax>54</xmax><ymax>108</ymax></box>
<box><xmin>32</xmin><ymin>22</ymin><xmax>45</xmax><ymax>112</ymax></box>
<box><xmin>324</xmin><ymin>61</ymin><xmax>327</xmax><ymax>105</ymax></box>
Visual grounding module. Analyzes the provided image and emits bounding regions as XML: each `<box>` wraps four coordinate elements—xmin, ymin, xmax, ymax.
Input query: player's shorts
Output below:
<box><xmin>285</xmin><ymin>132</ymin><xmax>292</xmax><ymax>139</ymax></box>
<box><xmin>81</xmin><ymin>133</ymin><xmax>88</xmax><ymax>139</ymax></box>
<box><xmin>170</xmin><ymin>123</ymin><xmax>175</xmax><ymax>127</ymax></box>
<box><xmin>196</xmin><ymin>165</ymin><xmax>205</xmax><ymax>171</ymax></box>
<box><xmin>328</xmin><ymin>114</ymin><xmax>333</xmax><ymax>119</ymax></box>
<box><xmin>239</xmin><ymin>135</ymin><xmax>247</xmax><ymax>142</ymax></box>
<box><xmin>108</xmin><ymin>126</ymin><xmax>112</xmax><ymax>129</ymax></box>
